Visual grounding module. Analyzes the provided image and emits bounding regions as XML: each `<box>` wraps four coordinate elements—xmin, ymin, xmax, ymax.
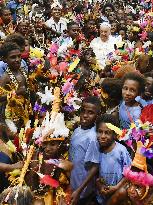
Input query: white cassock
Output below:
<box><xmin>90</xmin><ymin>35</ymin><xmax>121</xmax><ymax>68</ymax></box>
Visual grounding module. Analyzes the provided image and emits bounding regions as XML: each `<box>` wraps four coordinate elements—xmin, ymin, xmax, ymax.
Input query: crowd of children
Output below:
<box><xmin>0</xmin><ymin>0</ymin><xmax>153</xmax><ymax>204</ymax></box>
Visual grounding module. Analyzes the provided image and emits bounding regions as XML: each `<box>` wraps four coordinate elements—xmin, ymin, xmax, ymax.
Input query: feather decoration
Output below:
<box><xmin>5</xmin><ymin>119</ymin><xmax>17</xmax><ymax>134</ymax></box>
<box><xmin>105</xmin><ymin>123</ymin><xmax>123</xmax><ymax>136</ymax></box>
<box><xmin>37</xmin><ymin>86</ymin><xmax>54</xmax><ymax>105</ymax></box>
<box><xmin>123</xmin><ymin>167</ymin><xmax>153</xmax><ymax>186</ymax></box>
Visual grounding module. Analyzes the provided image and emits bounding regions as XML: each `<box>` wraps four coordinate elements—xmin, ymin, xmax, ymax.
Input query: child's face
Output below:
<box><xmin>97</xmin><ymin>123</ymin><xmax>114</xmax><ymax>148</ymax></box>
<box><xmin>119</xmin><ymin>30</ymin><xmax>126</xmax><ymax>40</ymax></box>
<box><xmin>42</xmin><ymin>141</ymin><xmax>60</xmax><ymax>159</ymax></box>
<box><xmin>84</xmin><ymin>50</ymin><xmax>95</xmax><ymax>64</ymax></box>
<box><xmin>5</xmin><ymin>49</ymin><xmax>21</xmax><ymax>70</ymax></box>
<box><xmin>80</xmin><ymin>102</ymin><xmax>98</xmax><ymax>129</ymax></box>
<box><xmin>122</xmin><ymin>79</ymin><xmax>139</xmax><ymax>105</ymax></box>
<box><xmin>68</xmin><ymin>24</ymin><xmax>80</xmax><ymax>39</ymax></box>
<box><xmin>1</xmin><ymin>9</ymin><xmax>12</xmax><ymax>24</ymax></box>
<box><xmin>104</xmin><ymin>6</ymin><xmax>112</xmax><ymax>17</ymax></box>
<box><xmin>18</xmin><ymin>22</ymin><xmax>29</xmax><ymax>35</ymax></box>
<box><xmin>117</xmin><ymin>9</ymin><xmax>124</xmax><ymax>20</ymax></box>
<box><xmin>144</xmin><ymin>77</ymin><xmax>153</xmax><ymax>100</ymax></box>
<box><xmin>120</xmin><ymin>20</ymin><xmax>126</xmax><ymax>29</ymax></box>
<box><xmin>108</xmin><ymin>12</ymin><xmax>116</xmax><ymax>22</ymax></box>
<box><xmin>111</xmin><ymin>23</ymin><xmax>117</xmax><ymax>34</ymax></box>
<box><xmin>126</xmin><ymin>16</ymin><xmax>133</xmax><ymax>26</ymax></box>
<box><xmin>86</xmin><ymin>21</ymin><xmax>97</xmax><ymax>32</ymax></box>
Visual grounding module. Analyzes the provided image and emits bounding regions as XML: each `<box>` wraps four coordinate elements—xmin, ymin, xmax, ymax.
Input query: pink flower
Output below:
<box><xmin>139</xmin><ymin>31</ymin><xmax>148</xmax><ymax>41</ymax></box>
<box><xmin>50</xmin><ymin>43</ymin><xmax>59</xmax><ymax>54</ymax></box>
<box><xmin>62</xmin><ymin>80</ymin><xmax>74</xmax><ymax>95</ymax></box>
<box><xmin>140</xmin><ymin>21</ymin><xmax>148</xmax><ymax>28</ymax></box>
<box><xmin>58</xmin><ymin>62</ymin><xmax>68</xmax><ymax>72</ymax></box>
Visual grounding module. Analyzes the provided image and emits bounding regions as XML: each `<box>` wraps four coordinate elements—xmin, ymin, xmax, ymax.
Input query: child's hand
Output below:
<box><xmin>100</xmin><ymin>185</ymin><xmax>118</xmax><ymax>196</ymax></box>
<box><xmin>100</xmin><ymin>185</ymin><xmax>110</xmax><ymax>196</ymax></box>
<box><xmin>58</xmin><ymin>160</ymin><xmax>73</xmax><ymax>171</ymax></box>
<box><xmin>12</xmin><ymin>161</ymin><xmax>23</xmax><ymax>170</ymax></box>
<box><xmin>70</xmin><ymin>189</ymin><xmax>81</xmax><ymax>205</ymax></box>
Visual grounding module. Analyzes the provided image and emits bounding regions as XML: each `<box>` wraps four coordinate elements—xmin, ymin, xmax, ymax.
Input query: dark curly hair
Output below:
<box><xmin>122</xmin><ymin>72</ymin><xmax>145</xmax><ymax>94</ymax></box>
<box><xmin>0</xmin><ymin>41</ymin><xmax>20</xmax><ymax>58</ymax></box>
<box><xmin>96</xmin><ymin>114</ymin><xmax>119</xmax><ymax>131</ymax></box>
<box><xmin>5</xmin><ymin>33</ymin><xmax>25</xmax><ymax>49</ymax></box>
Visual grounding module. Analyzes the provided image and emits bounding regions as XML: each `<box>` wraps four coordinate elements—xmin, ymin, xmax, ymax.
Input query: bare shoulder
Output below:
<box><xmin>0</xmin><ymin>72</ymin><xmax>10</xmax><ymax>87</ymax></box>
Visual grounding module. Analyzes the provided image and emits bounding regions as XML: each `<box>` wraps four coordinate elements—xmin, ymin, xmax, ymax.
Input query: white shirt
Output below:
<box><xmin>45</xmin><ymin>17</ymin><xmax>68</xmax><ymax>33</ymax></box>
<box><xmin>90</xmin><ymin>35</ymin><xmax>121</xmax><ymax>68</ymax></box>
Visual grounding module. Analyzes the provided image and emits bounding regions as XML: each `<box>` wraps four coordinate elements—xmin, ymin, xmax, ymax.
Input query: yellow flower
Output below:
<box><xmin>9</xmin><ymin>169</ymin><xmax>21</xmax><ymax>177</ymax></box>
<box><xmin>130</xmin><ymin>123</ymin><xmax>136</xmax><ymax>129</ymax></box>
<box><xmin>148</xmin><ymin>50</ymin><xmax>153</xmax><ymax>57</ymax></box>
<box><xmin>135</xmin><ymin>48</ymin><xmax>142</xmax><ymax>56</ymax></box>
<box><xmin>132</xmin><ymin>26</ymin><xmax>140</xmax><ymax>32</ymax></box>
<box><xmin>30</xmin><ymin>47</ymin><xmax>44</xmax><ymax>59</ymax></box>
<box><xmin>116</xmin><ymin>41</ymin><xmax>125</xmax><ymax>48</ymax></box>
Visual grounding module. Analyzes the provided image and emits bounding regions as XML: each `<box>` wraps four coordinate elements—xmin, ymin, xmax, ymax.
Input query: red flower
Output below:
<box><xmin>140</xmin><ymin>105</ymin><xmax>153</xmax><ymax>124</ymax></box>
<box><xmin>112</xmin><ymin>65</ymin><xmax>120</xmax><ymax>72</ymax></box>
<box><xmin>69</xmin><ymin>49</ymin><xmax>80</xmax><ymax>56</ymax></box>
<box><xmin>40</xmin><ymin>175</ymin><xmax>59</xmax><ymax>188</ymax></box>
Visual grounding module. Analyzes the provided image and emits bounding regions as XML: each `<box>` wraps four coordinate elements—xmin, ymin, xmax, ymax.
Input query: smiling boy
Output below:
<box><xmin>69</xmin><ymin>96</ymin><xmax>101</xmax><ymax>205</ymax></box>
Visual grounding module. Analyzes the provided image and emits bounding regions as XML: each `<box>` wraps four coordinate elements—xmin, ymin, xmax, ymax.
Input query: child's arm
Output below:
<box><xmin>59</xmin><ymin>160</ymin><xmax>73</xmax><ymax>172</ymax></box>
<box><xmin>107</xmin><ymin>178</ymin><xmax>127</xmax><ymax>195</ymax></box>
<box><xmin>98</xmin><ymin>177</ymin><xmax>126</xmax><ymax>197</ymax></box>
<box><xmin>71</xmin><ymin>163</ymin><xmax>98</xmax><ymax>205</ymax></box>
<box><xmin>107</xmin><ymin>185</ymin><xmax>128</xmax><ymax>205</ymax></box>
<box><xmin>0</xmin><ymin>161</ymin><xmax>23</xmax><ymax>172</ymax></box>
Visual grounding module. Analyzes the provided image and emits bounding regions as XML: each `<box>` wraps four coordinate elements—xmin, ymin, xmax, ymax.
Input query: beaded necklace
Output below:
<box><xmin>5</xmin><ymin>66</ymin><xmax>30</xmax><ymax>95</ymax></box>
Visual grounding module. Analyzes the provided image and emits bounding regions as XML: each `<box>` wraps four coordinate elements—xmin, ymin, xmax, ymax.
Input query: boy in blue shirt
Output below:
<box><xmin>96</xmin><ymin>114</ymin><xmax>131</xmax><ymax>205</ymax></box>
<box><xmin>69</xmin><ymin>96</ymin><xmax>101</xmax><ymax>205</ymax></box>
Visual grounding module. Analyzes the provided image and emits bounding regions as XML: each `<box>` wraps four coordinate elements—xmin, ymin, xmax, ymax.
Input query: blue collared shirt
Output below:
<box><xmin>69</xmin><ymin>126</ymin><xmax>100</xmax><ymax>198</ymax></box>
<box><xmin>97</xmin><ymin>142</ymin><xmax>131</xmax><ymax>204</ymax></box>
<box><xmin>119</xmin><ymin>101</ymin><xmax>142</xmax><ymax>129</ymax></box>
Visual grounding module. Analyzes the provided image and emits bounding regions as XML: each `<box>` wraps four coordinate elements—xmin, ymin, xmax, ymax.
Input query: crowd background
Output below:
<box><xmin>0</xmin><ymin>0</ymin><xmax>153</xmax><ymax>205</ymax></box>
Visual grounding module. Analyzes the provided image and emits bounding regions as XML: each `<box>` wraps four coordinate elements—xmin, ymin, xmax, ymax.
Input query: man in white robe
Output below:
<box><xmin>90</xmin><ymin>22</ymin><xmax>121</xmax><ymax>68</ymax></box>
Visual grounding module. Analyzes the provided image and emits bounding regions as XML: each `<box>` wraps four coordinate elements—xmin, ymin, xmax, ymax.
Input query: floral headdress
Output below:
<box><xmin>33</xmin><ymin>87</ymin><xmax>69</xmax><ymax>144</ymax></box>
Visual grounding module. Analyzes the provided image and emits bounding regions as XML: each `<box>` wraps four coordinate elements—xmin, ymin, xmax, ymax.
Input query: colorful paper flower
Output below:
<box><xmin>39</xmin><ymin>174</ymin><xmax>59</xmax><ymax>188</ymax></box>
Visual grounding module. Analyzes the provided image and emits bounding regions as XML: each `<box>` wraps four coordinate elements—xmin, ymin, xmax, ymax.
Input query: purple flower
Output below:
<box><xmin>63</xmin><ymin>105</ymin><xmax>74</xmax><ymax>112</ymax></box>
<box><xmin>141</xmin><ymin>136</ymin><xmax>146</xmax><ymax>144</ymax></box>
<box><xmin>141</xmin><ymin>147</ymin><xmax>153</xmax><ymax>159</ymax></box>
<box><xmin>34</xmin><ymin>102</ymin><xmax>41</xmax><ymax>112</ymax></box>
<box><xmin>40</xmin><ymin>106</ymin><xmax>47</xmax><ymax>113</ymax></box>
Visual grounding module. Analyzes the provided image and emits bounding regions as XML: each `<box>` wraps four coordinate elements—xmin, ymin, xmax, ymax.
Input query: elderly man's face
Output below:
<box><xmin>100</xmin><ymin>26</ymin><xmax>111</xmax><ymax>42</ymax></box>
